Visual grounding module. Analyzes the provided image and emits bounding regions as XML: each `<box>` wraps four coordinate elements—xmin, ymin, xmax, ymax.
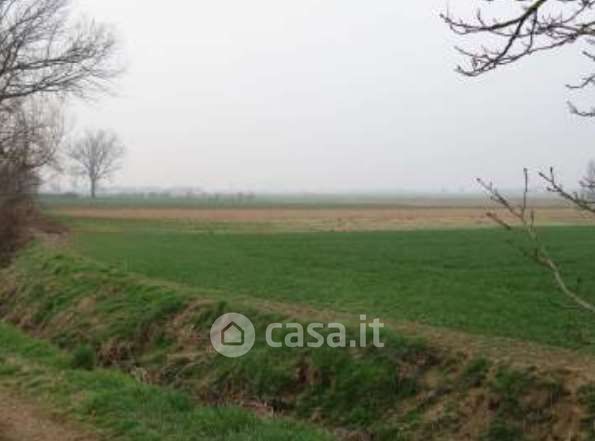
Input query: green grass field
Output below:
<box><xmin>69</xmin><ymin>218</ymin><xmax>595</xmax><ymax>351</ymax></box>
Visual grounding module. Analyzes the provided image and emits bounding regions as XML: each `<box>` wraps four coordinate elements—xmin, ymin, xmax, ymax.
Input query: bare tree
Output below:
<box><xmin>0</xmin><ymin>0</ymin><xmax>120</xmax><ymax>187</ymax></box>
<box><xmin>442</xmin><ymin>1</ymin><xmax>595</xmax><ymax>116</ymax></box>
<box><xmin>0</xmin><ymin>0</ymin><xmax>120</xmax><ymax>106</ymax></box>
<box><xmin>67</xmin><ymin>129</ymin><xmax>125</xmax><ymax>198</ymax></box>
<box><xmin>0</xmin><ymin>0</ymin><xmax>120</xmax><ymax>262</ymax></box>
<box><xmin>0</xmin><ymin>98</ymin><xmax>65</xmax><ymax>263</ymax></box>
<box><xmin>0</xmin><ymin>99</ymin><xmax>64</xmax><ymax>179</ymax></box>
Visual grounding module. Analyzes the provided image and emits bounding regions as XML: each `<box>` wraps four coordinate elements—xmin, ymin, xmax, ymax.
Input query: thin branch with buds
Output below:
<box><xmin>478</xmin><ymin>168</ymin><xmax>595</xmax><ymax>314</ymax></box>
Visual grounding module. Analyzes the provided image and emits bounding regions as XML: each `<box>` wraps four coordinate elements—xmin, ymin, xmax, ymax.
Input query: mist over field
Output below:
<box><xmin>65</xmin><ymin>0</ymin><xmax>595</xmax><ymax>194</ymax></box>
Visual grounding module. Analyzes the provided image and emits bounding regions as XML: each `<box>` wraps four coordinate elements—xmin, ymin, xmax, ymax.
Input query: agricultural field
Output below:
<box><xmin>47</xmin><ymin>198</ymin><xmax>595</xmax><ymax>352</ymax></box>
<box><xmin>43</xmin><ymin>194</ymin><xmax>593</xmax><ymax>233</ymax></box>
<box><xmin>2</xmin><ymin>197</ymin><xmax>595</xmax><ymax>440</ymax></box>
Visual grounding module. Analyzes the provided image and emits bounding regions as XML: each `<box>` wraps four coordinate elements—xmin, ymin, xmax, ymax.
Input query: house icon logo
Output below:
<box><xmin>221</xmin><ymin>321</ymin><xmax>245</xmax><ymax>346</ymax></box>
<box><xmin>210</xmin><ymin>313</ymin><xmax>255</xmax><ymax>358</ymax></box>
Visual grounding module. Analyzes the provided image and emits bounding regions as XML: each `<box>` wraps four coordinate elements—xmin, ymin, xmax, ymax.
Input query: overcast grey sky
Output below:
<box><xmin>69</xmin><ymin>0</ymin><xmax>594</xmax><ymax>193</ymax></box>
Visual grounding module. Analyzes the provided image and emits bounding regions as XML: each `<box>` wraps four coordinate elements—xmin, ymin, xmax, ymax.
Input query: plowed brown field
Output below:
<box><xmin>52</xmin><ymin>206</ymin><xmax>593</xmax><ymax>231</ymax></box>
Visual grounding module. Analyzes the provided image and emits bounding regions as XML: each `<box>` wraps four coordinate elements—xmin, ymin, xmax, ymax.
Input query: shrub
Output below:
<box><xmin>70</xmin><ymin>345</ymin><xmax>97</xmax><ymax>370</ymax></box>
<box><xmin>0</xmin><ymin>198</ymin><xmax>31</xmax><ymax>267</ymax></box>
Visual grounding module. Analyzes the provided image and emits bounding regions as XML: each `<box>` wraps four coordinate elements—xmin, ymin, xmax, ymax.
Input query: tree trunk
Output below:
<box><xmin>90</xmin><ymin>179</ymin><xmax>96</xmax><ymax>199</ymax></box>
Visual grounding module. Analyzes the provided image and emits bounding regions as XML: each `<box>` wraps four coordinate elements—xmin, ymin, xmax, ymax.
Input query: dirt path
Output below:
<box><xmin>0</xmin><ymin>390</ymin><xmax>98</xmax><ymax>441</ymax></box>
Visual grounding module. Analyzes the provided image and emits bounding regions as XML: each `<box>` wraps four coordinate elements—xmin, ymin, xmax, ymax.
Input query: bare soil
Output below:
<box><xmin>51</xmin><ymin>206</ymin><xmax>594</xmax><ymax>232</ymax></box>
<box><xmin>0</xmin><ymin>390</ymin><xmax>97</xmax><ymax>441</ymax></box>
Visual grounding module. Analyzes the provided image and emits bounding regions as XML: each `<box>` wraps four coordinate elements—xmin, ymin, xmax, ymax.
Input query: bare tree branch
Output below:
<box><xmin>478</xmin><ymin>169</ymin><xmax>595</xmax><ymax>315</ymax></box>
<box><xmin>539</xmin><ymin>166</ymin><xmax>595</xmax><ymax>214</ymax></box>
<box><xmin>0</xmin><ymin>98</ymin><xmax>63</xmax><ymax>200</ymax></box>
<box><xmin>0</xmin><ymin>0</ymin><xmax>121</xmax><ymax>105</ymax></box>
<box><xmin>443</xmin><ymin>0</ymin><xmax>595</xmax><ymax>115</ymax></box>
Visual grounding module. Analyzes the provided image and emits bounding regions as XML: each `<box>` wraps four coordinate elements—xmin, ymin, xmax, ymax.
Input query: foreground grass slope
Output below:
<box><xmin>3</xmin><ymin>245</ymin><xmax>595</xmax><ymax>440</ymax></box>
<box><xmin>71</xmin><ymin>221</ymin><xmax>595</xmax><ymax>350</ymax></box>
<box><xmin>0</xmin><ymin>323</ymin><xmax>333</xmax><ymax>441</ymax></box>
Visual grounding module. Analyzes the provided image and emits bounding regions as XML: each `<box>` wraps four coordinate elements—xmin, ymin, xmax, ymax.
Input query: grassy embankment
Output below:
<box><xmin>0</xmin><ymin>321</ymin><xmax>333</xmax><ymax>441</ymax></box>
<box><xmin>2</xmin><ymin>244</ymin><xmax>595</xmax><ymax>440</ymax></box>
